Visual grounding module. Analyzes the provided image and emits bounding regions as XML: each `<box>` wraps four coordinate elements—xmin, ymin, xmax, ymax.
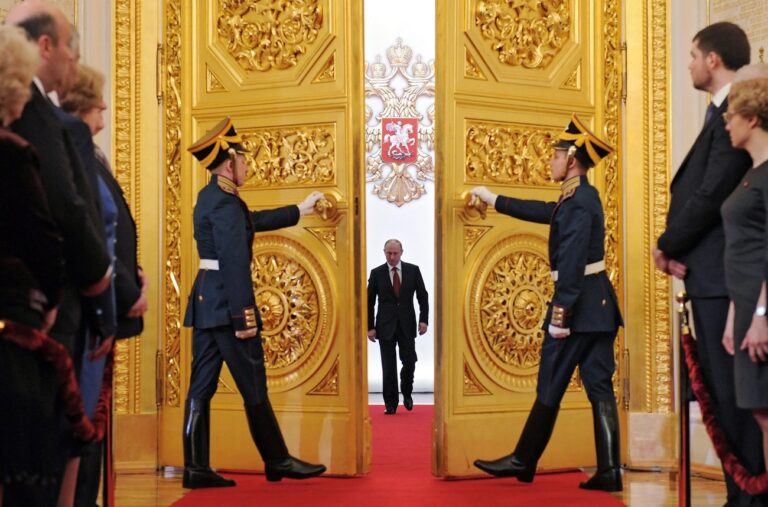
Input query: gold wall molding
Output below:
<box><xmin>308</xmin><ymin>357</ymin><xmax>340</xmax><ymax>395</ymax></box>
<box><xmin>206</xmin><ymin>67</ymin><xmax>225</xmax><ymax>92</ymax></box>
<box><xmin>305</xmin><ymin>226</ymin><xmax>338</xmax><ymax>261</ymax></box>
<box><xmin>215</xmin><ymin>0</ymin><xmax>323</xmax><ymax>72</ymax></box>
<box><xmin>463</xmin><ymin>358</ymin><xmax>491</xmax><ymax>395</ymax></box>
<box><xmin>561</xmin><ymin>61</ymin><xmax>581</xmax><ymax>90</ymax></box>
<box><xmin>463</xmin><ymin>225</ymin><xmax>491</xmax><ymax>258</ymax></box>
<box><xmin>466</xmin><ymin>234</ymin><xmax>553</xmax><ymax>391</ymax></box>
<box><xmin>464</xmin><ymin>47</ymin><xmax>487</xmax><ymax>80</ymax></box>
<box><xmin>216</xmin><ymin>377</ymin><xmax>238</xmax><ymax>395</ymax></box>
<box><xmin>465</xmin><ymin>121</ymin><xmax>560</xmax><ymax>186</ymax></box>
<box><xmin>163</xmin><ymin>0</ymin><xmax>183</xmax><ymax>408</ymax></box>
<box><xmin>251</xmin><ymin>236</ymin><xmax>334</xmax><ymax>392</ymax></box>
<box><xmin>473</xmin><ymin>0</ymin><xmax>571</xmax><ymax>69</ymax></box>
<box><xmin>240</xmin><ymin>124</ymin><xmax>336</xmax><ymax>188</ymax></box>
<box><xmin>312</xmin><ymin>53</ymin><xmax>336</xmax><ymax>83</ymax></box>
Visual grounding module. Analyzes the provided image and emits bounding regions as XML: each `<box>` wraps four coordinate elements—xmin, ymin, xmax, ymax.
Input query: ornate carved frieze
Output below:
<box><xmin>365</xmin><ymin>38</ymin><xmax>435</xmax><ymax>206</ymax></box>
<box><xmin>239</xmin><ymin>124</ymin><xmax>336</xmax><ymax>188</ymax></box>
<box><xmin>305</xmin><ymin>226</ymin><xmax>337</xmax><ymax>261</ymax></box>
<box><xmin>308</xmin><ymin>357</ymin><xmax>340</xmax><ymax>395</ymax></box>
<box><xmin>466</xmin><ymin>234</ymin><xmax>554</xmax><ymax>391</ymax></box>
<box><xmin>465</xmin><ymin>121</ymin><xmax>559</xmax><ymax>186</ymax></box>
<box><xmin>464</xmin><ymin>225</ymin><xmax>491</xmax><ymax>258</ymax></box>
<box><xmin>251</xmin><ymin>236</ymin><xmax>333</xmax><ymax>391</ymax></box>
<box><xmin>215</xmin><ymin>0</ymin><xmax>323</xmax><ymax>72</ymax></box>
<box><xmin>163</xmin><ymin>0</ymin><xmax>183</xmax><ymax>408</ymax></box>
<box><xmin>473</xmin><ymin>0</ymin><xmax>571</xmax><ymax>69</ymax></box>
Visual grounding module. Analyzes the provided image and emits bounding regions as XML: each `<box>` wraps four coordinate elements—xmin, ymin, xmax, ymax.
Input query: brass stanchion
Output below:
<box><xmin>676</xmin><ymin>291</ymin><xmax>691</xmax><ymax>507</ymax></box>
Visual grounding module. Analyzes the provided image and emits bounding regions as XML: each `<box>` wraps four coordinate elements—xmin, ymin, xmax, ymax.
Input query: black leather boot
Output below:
<box><xmin>244</xmin><ymin>400</ymin><xmax>326</xmax><ymax>481</ymax></box>
<box><xmin>474</xmin><ymin>399</ymin><xmax>559</xmax><ymax>483</ymax></box>
<box><xmin>579</xmin><ymin>398</ymin><xmax>623</xmax><ymax>492</ymax></box>
<box><xmin>182</xmin><ymin>399</ymin><xmax>236</xmax><ymax>489</ymax></box>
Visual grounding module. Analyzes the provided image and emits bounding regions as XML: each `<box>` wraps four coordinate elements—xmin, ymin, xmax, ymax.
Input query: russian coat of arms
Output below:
<box><xmin>365</xmin><ymin>38</ymin><xmax>435</xmax><ymax>207</ymax></box>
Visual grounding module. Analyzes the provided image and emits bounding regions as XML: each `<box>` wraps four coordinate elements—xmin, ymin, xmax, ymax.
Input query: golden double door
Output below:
<box><xmin>157</xmin><ymin>0</ymin><xmax>622</xmax><ymax>477</ymax></box>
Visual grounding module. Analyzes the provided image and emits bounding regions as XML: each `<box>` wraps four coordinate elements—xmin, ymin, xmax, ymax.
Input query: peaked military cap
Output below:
<box><xmin>553</xmin><ymin>114</ymin><xmax>614</xmax><ymax>168</ymax></box>
<box><xmin>187</xmin><ymin>117</ymin><xmax>246</xmax><ymax>169</ymax></box>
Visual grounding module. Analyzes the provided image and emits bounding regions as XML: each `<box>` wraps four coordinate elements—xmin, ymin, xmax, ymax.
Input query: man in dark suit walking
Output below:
<box><xmin>654</xmin><ymin>22</ymin><xmax>766</xmax><ymax>506</ymax></box>
<box><xmin>367</xmin><ymin>239</ymin><xmax>429</xmax><ymax>414</ymax></box>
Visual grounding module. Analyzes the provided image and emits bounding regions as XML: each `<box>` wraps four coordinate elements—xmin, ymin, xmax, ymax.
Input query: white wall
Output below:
<box><xmin>364</xmin><ymin>0</ymin><xmax>435</xmax><ymax>392</ymax></box>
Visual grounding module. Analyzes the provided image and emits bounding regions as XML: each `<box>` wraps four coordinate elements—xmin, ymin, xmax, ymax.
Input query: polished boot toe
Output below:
<box><xmin>473</xmin><ymin>454</ymin><xmax>535</xmax><ymax>483</ymax></box>
<box><xmin>265</xmin><ymin>456</ymin><xmax>326</xmax><ymax>482</ymax></box>
<box><xmin>384</xmin><ymin>406</ymin><xmax>397</xmax><ymax>414</ymax></box>
<box><xmin>182</xmin><ymin>468</ymin><xmax>236</xmax><ymax>489</ymax></box>
<box><xmin>579</xmin><ymin>468</ymin><xmax>623</xmax><ymax>492</ymax></box>
<box><xmin>403</xmin><ymin>395</ymin><xmax>413</xmax><ymax>411</ymax></box>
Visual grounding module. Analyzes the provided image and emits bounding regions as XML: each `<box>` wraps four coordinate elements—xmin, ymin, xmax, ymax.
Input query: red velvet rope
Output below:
<box><xmin>681</xmin><ymin>329</ymin><xmax>768</xmax><ymax>495</ymax></box>
<box><xmin>0</xmin><ymin>320</ymin><xmax>113</xmax><ymax>442</ymax></box>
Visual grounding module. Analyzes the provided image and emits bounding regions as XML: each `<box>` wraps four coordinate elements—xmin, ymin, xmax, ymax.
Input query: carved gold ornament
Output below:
<box><xmin>465</xmin><ymin>121</ymin><xmax>559</xmax><ymax>186</ymax></box>
<box><xmin>474</xmin><ymin>0</ymin><xmax>571</xmax><ymax>69</ymax></box>
<box><xmin>466</xmin><ymin>234</ymin><xmax>553</xmax><ymax>391</ymax></box>
<box><xmin>251</xmin><ymin>236</ymin><xmax>333</xmax><ymax>391</ymax></box>
<box><xmin>365</xmin><ymin>38</ymin><xmax>435</xmax><ymax>207</ymax></box>
<box><xmin>215</xmin><ymin>0</ymin><xmax>323</xmax><ymax>72</ymax></box>
<box><xmin>239</xmin><ymin>125</ymin><xmax>336</xmax><ymax>188</ymax></box>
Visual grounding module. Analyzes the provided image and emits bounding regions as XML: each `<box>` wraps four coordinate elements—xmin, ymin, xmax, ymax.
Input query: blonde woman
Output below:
<box><xmin>721</xmin><ymin>65</ymin><xmax>768</xmax><ymax>475</ymax></box>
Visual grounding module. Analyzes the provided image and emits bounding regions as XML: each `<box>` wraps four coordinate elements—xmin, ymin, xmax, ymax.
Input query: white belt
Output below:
<box><xmin>550</xmin><ymin>260</ymin><xmax>605</xmax><ymax>282</ymax></box>
<box><xmin>199</xmin><ymin>259</ymin><xmax>219</xmax><ymax>270</ymax></box>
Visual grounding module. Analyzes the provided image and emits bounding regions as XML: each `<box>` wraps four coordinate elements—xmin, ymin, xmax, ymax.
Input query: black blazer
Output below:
<box><xmin>95</xmin><ymin>149</ymin><xmax>144</xmax><ymax>339</ymax></box>
<box><xmin>657</xmin><ymin>98</ymin><xmax>752</xmax><ymax>297</ymax></box>
<box><xmin>367</xmin><ymin>261</ymin><xmax>429</xmax><ymax>341</ymax></box>
<box><xmin>10</xmin><ymin>85</ymin><xmax>109</xmax><ymax>288</ymax></box>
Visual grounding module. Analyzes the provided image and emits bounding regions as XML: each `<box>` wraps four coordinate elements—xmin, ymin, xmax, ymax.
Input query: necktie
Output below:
<box><xmin>392</xmin><ymin>267</ymin><xmax>401</xmax><ymax>297</ymax></box>
<box><xmin>704</xmin><ymin>102</ymin><xmax>717</xmax><ymax>126</ymax></box>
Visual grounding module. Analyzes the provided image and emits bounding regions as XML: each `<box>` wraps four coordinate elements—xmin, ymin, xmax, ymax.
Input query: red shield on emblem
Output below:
<box><xmin>381</xmin><ymin>117</ymin><xmax>418</xmax><ymax>164</ymax></box>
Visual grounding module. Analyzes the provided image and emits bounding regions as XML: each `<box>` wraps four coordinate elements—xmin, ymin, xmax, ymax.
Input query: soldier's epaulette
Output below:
<box><xmin>217</xmin><ymin>177</ymin><xmax>238</xmax><ymax>195</ymax></box>
<box><xmin>559</xmin><ymin>177</ymin><xmax>580</xmax><ymax>201</ymax></box>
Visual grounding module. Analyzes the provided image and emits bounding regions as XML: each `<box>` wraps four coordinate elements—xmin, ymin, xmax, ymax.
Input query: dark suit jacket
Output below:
<box><xmin>367</xmin><ymin>261</ymin><xmax>429</xmax><ymax>340</ymax></box>
<box><xmin>657</xmin><ymin>98</ymin><xmax>752</xmax><ymax>297</ymax></box>
<box><xmin>496</xmin><ymin>176</ymin><xmax>622</xmax><ymax>333</ymax></box>
<box><xmin>10</xmin><ymin>84</ymin><xmax>110</xmax><ymax>344</ymax></box>
<box><xmin>183</xmin><ymin>175</ymin><xmax>300</xmax><ymax>332</ymax></box>
<box><xmin>0</xmin><ymin>127</ymin><xmax>65</xmax><ymax>309</ymax></box>
<box><xmin>95</xmin><ymin>148</ymin><xmax>144</xmax><ymax>339</ymax></box>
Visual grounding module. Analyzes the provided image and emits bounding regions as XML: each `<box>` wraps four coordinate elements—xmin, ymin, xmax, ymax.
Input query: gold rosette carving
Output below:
<box><xmin>474</xmin><ymin>0</ymin><xmax>570</xmax><ymax>69</ymax></box>
<box><xmin>251</xmin><ymin>236</ymin><xmax>333</xmax><ymax>391</ymax></box>
<box><xmin>216</xmin><ymin>0</ymin><xmax>324</xmax><ymax>72</ymax></box>
<box><xmin>466</xmin><ymin>234</ymin><xmax>553</xmax><ymax>391</ymax></box>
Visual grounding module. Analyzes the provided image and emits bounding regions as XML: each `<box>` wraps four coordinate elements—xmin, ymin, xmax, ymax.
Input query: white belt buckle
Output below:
<box><xmin>550</xmin><ymin>259</ymin><xmax>605</xmax><ymax>282</ymax></box>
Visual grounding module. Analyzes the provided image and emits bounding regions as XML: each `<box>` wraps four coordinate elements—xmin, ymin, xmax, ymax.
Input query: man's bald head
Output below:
<box><xmin>5</xmin><ymin>1</ymin><xmax>75</xmax><ymax>93</ymax></box>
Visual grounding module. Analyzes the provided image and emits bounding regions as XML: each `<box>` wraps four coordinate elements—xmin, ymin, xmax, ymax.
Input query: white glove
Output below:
<box><xmin>471</xmin><ymin>186</ymin><xmax>498</xmax><ymax>207</ymax></box>
<box><xmin>548</xmin><ymin>324</ymin><xmax>571</xmax><ymax>339</ymax></box>
<box><xmin>298</xmin><ymin>191</ymin><xmax>325</xmax><ymax>216</ymax></box>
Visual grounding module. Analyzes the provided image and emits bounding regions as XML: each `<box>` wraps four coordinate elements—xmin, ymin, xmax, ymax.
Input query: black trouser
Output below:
<box><xmin>690</xmin><ymin>297</ymin><xmax>766</xmax><ymax>507</ymax></box>
<box><xmin>378</xmin><ymin>327</ymin><xmax>417</xmax><ymax>408</ymax></box>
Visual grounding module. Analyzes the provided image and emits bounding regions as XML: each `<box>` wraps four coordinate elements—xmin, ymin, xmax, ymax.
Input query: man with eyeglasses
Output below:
<box><xmin>654</xmin><ymin>22</ymin><xmax>767</xmax><ymax>506</ymax></box>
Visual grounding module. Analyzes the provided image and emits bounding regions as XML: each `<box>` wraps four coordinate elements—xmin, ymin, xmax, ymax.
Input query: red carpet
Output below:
<box><xmin>173</xmin><ymin>405</ymin><xmax>625</xmax><ymax>506</ymax></box>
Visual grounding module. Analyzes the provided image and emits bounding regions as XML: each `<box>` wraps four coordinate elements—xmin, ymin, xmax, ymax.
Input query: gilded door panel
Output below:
<box><xmin>435</xmin><ymin>0</ymin><xmax>623</xmax><ymax>476</ymax></box>
<box><xmin>159</xmin><ymin>0</ymin><xmax>367</xmax><ymax>475</ymax></box>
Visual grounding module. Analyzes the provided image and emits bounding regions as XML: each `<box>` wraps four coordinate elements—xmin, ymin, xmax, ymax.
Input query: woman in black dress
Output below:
<box><xmin>721</xmin><ymin>66</ymin><xmax>768</xmax><ymax>468</ymax></box>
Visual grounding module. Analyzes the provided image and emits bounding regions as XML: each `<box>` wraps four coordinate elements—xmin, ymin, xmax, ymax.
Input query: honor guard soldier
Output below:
<box><xmin>470</xmin><ymin>114</ymin><xmax>624</xmax><ymax>492</ymax></box>
<box><xmin>183</xmin><ymin>117</ymin><xmax>326</xmax><ymax>488</ymax></box>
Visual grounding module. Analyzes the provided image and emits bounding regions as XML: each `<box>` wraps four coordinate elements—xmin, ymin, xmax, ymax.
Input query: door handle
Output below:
<box><xmin>462</xmin><ymin>191</ymin><xmax>488</xmax><ymax>219</ymax></box>
<box><xmin>314</xmin><ymin>193</ymin><xmax>339</xmax><ymax>221</ymax></box>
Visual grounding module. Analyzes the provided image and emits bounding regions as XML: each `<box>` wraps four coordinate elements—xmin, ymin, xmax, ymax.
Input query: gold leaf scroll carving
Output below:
<box><xmin>239</xmin><ymin>125</ymin><xmax>336</xmax><ymax>188</ymax></box>
<box><xmin>463</xmin><ymin>358</ymin><xmax>491</xmax><ymax>395</ymax></box>
<box><xmin>216</xmin><ymin>0</ymin><xmax>323</xmax><ymax>72</ymax></box>
<box><xmin>465</xmin><ymin>47</ymin><xmax>487</xmax><ymax>80</ymax></box>
<box><xmin>308</xmin><ymin>357</ymin><xmax>340</xmax><ymax>395</ymax></box>
<box><xmin>474</xmin><ymin>0</ymin><xmax>570</xmax><ymax>69</ymax></box>
<box><xmin>465</xmin><ymin>121</ymin><xmax>559</xmax><ymax>185</ymax></box>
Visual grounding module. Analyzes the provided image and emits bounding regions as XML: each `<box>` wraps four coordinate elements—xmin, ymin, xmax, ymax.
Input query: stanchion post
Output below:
<box><xmin>676</xmin><ymin>291</ymin><xmax>691</xmax><ymax>507</ymax></box>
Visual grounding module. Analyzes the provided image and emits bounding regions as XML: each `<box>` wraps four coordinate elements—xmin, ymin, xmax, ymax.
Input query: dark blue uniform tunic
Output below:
<box><xmin>183</xmin><ymin>175</ymin><xmax>299</xmax><ymax>404</ymax></box>
<box><xmin>495</xmin><ymin>175</ymin><xmax>622</xmax><ymax>406</ymax></box>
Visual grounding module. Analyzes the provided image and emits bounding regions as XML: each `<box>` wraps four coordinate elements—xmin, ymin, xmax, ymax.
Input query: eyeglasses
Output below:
<box><xmin>722</xmin><ymin>111</ymin><xmax>739</xmax><ymax>123</ymax></box>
